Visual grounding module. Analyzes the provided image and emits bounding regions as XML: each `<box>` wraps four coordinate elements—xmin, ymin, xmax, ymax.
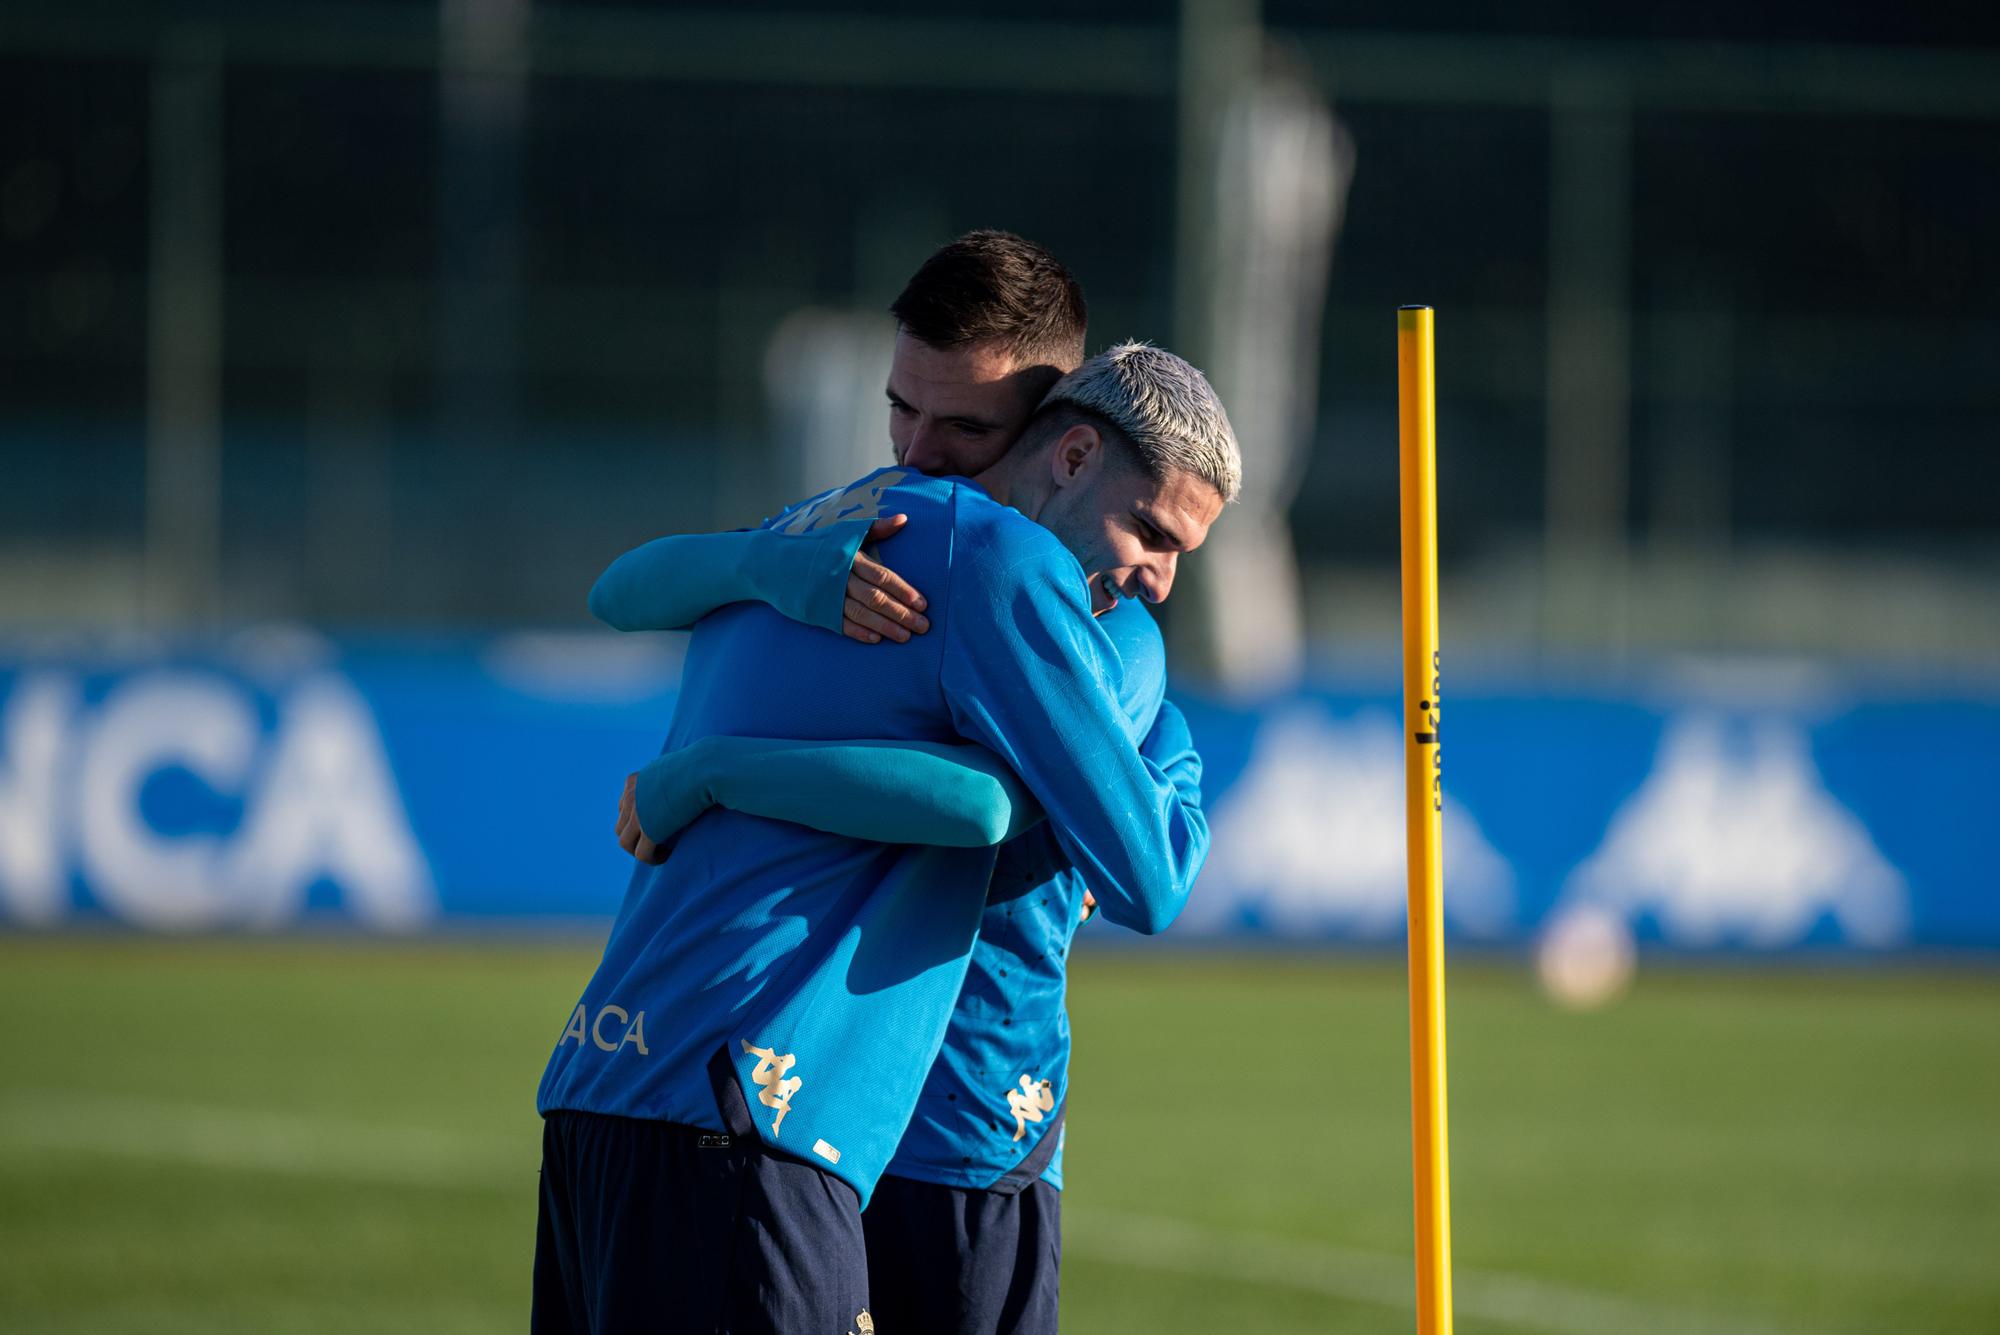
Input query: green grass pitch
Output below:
<box><xmin>1</xmin><ymin>938</ymin><xmax>1995</xmax><ymax>1334</ymax></box>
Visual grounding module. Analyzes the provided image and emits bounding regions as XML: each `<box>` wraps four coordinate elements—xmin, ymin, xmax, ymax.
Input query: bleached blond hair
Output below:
<box><xmin>1035</xmin><ymin>341</ymin><xmax>1241</xmax><ymax>503</ymax></box>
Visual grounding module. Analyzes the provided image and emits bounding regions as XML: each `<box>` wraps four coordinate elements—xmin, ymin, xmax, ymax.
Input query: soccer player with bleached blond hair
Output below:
<box><xmin>532</xmin><ymin>231</ymin><xmax>1238</xmax><ymax>1335</ymax></box>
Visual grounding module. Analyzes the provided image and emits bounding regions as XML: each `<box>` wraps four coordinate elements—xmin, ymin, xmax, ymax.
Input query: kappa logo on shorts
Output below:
<box><xmin>1005</xmin><ymin>1074</ymin><xmax>1056</xmax><ymax>1141</ymax></box>
<box><xmin>741</xmin><ymin>1040</ymin><xmax>801</xmax><ymax>1136</ymax></box>
<box><xmin>848</xmin><ymin>1311</ymin><xmax>873</xmax><ymax>1335</ymax></box>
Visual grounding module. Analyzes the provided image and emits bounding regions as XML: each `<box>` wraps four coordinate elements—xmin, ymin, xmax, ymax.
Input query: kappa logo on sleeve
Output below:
<box><xmin>1005</xmin><ymin>1075</ymin><xmax>1055</xmax><ymax>1141</ymax></box>
<box><xmin>771</xmin><ymin>471</ymin><xmax>910</xmax><ymax>536</ymax></box>
<box><xmin>741</xmin><ymin>1040</ymin><xmax>801</xmax><ymax>1136</ymax></box>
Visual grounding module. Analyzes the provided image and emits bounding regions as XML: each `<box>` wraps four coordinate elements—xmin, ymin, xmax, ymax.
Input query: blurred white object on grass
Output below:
<box><xmin>1536</xmin><ymin>904</ymin><xmax>1637</xmax><ymax>1010</ymax></box>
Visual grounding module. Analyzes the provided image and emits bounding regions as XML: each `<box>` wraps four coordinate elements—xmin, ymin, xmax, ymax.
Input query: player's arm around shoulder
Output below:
<box><xmin>1071</xmin><ymin>602</ymin><xmax>1211</xmax><ymax>925</ymax></box>
<box><xmin>626</xmin><ymin>735</ymin><xmax>1040</xmax><ymax>853</ymax></box>
<box><xmin>937</xmin><ymin>507</ymin><xmax>1199</xmax><ymax>935</ymax></box>
<box><xmin>584</xmin><ymin>481</ymin><xmax>930</xmax><ymax>642</ymax></box>
<box><xmin>1140</xmin><ymin>697</ymin><xmax>1209</xmax><ymax>878</ymax></box>
<box><xmin>1099</xmin><ymin>598</ymin><xmax>1169</xmax><ymax>743</ymax></box>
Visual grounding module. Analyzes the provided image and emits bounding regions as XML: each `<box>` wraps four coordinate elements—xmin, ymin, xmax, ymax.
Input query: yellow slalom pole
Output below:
<box><xmin>1397</xmin><ymin>304</ymin><xmax>1454</xmax><ymax>1334</ymax></box>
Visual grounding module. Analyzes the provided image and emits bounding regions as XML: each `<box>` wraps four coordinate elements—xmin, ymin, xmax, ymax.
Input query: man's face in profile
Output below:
<box><xmin>1040</xmin><ymin>437</ymin><xmax>1226</xmax><ymax>615</ymax></box>
<box><xmin>885</xmin><ymin>331</ymin><xmax>1055</xmax><ymax>478</ymax></box>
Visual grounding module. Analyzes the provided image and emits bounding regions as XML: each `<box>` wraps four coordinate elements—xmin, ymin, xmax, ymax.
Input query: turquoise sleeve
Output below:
<box><xmin>1140</xmin><ymin>699</ymin><xmax>1208</xmax><ymax>899</ymax></box>
<box><xmin>937</xmin><ymin>526</ymin><xmax>1206</xmax><ymax>936</ymax></box>
<box><xmin>587</xmin><ymin>519</ymin><xmax>871</xmax><ymax>634</ymax></box>
<box><xmin>635</xmin><ymin>736</ymin><xmax>1042</xmax><ymax>848</ymax></box>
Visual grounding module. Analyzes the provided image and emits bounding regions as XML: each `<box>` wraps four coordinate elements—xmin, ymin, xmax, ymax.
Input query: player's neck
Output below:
<box><xmin>972</xmin><ymin>454</ymin><xmax>1051</xmax><ymax>521</ymax></box>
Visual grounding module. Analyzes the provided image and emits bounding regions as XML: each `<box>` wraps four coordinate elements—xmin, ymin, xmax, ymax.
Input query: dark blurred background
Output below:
<box><xmin>5</xmin><ymin>1</ymin><xmax>1995</xmax><ymax>667</ymax></box>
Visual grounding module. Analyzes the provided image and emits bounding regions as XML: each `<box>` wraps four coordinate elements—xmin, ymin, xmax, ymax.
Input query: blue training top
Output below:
<box><xmin>586</xmin><ymin>496</ymin><xmax>1209</xmax><ymax>1195</ymax></box>
<box><xmin>539</xmin><ymin>468</ymin><xmax>1205</xmax><ymax>1205</ymax></box>
<box><xmin>886</xmin><ymin>603</ymin><xmax>1207</xmax><ymax>1192</ymax></box>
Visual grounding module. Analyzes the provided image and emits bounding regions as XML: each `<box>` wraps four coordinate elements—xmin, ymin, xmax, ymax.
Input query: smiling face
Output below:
<box><xmin>1034</xmin><ymin>422</ymin><xmax>1227</xmax><ymax>615</ymax></box>
<box><xmin>885</xmin><ymin>331</ymin><xmax>1061</xmax><ymax>477</ymax></box>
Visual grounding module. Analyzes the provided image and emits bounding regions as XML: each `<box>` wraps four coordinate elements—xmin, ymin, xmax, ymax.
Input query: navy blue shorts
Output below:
<box><xmin>862</xmin><ymin>1174</ymin><xmax>1062</xmax><ymax>1335</ymax></box>
<box><xmin>532</xmin><ymin>1110</ymin><xmax>871</xmax><ymax>1335</ymax></box>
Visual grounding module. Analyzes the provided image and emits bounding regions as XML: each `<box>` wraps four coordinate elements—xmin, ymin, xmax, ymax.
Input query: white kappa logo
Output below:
<box><xmin>770</xmin><ymin>471</ymin><xmax>910</xmax><ymax>536</ymax></box>
<box><xmin>1561</xmin><ymin>714</ymin><xmax>1909</xmax><ymax>948</ymax></box>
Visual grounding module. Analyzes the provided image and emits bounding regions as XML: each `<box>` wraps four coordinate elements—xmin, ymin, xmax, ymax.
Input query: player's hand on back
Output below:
<box><xmin>617</xmin><ymin>772</ymin><xmax>670</xmax><ymax>865</ymax></box>
<box><xmin>844</xmin><ymin>515</ymin><xmax>930</xmax><ymax>644</ymax></box>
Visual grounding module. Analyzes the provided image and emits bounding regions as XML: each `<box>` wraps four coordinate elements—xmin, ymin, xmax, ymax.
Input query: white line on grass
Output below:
<box><xmin>1063</xmin><ymin>1207</ymin><xmax>1813</xmax><ymax>1335</ymax></box>
<box><xmin>2</xmin><ymin>1089</ymin><xmax>1812</xmax><ymax>1335</ymax></box>
<box><xmin>0</xmin><ymin>1088</ymin><xmax>527</xmax><ymax>1190</ymax></box>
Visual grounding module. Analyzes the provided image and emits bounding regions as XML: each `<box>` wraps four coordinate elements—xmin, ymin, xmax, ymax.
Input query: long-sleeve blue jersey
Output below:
<box><xmin>540</xmin><ymin>467</ymin><xmax>1205</xmax><ymax>1204</ymax></box>
<box><xmin>586</xmin><ymin>496</ymin><xmax>1210</xmax><ymax>1195</ymax></box>
<box><xmin>886</xmin><ymin>604</ymin><xmax>1209</xmax><ymax>1192</ymax></box>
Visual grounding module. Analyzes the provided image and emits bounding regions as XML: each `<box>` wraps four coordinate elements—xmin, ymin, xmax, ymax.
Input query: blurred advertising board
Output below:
<box><xmin>0</xmin><ymin>634</ymin><xmax>1992</xmax><ymax>953</ymax></box>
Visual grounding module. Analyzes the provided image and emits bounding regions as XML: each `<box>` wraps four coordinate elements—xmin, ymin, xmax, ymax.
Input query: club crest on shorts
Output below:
<box><xmin>849</xmin><ymin>1311</ymin><xmax>874</xmax><ymax>1335</ymax></box>
<box><xmin>741</xmin><ymin>1040</ymin><xmax>801</xmax><ymax>1136</ymax></box>
<box><xmin>1005</xmin><ymin>1074</ymin><xmax>1056</xmax><ymax>1141</ymax></box>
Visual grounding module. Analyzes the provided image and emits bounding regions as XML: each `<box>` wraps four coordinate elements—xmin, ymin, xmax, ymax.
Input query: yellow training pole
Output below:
<box><xmin>1397</xmin><ymin>304</ymin><xmax>1454</xmax><ymax>1334</ymax></box>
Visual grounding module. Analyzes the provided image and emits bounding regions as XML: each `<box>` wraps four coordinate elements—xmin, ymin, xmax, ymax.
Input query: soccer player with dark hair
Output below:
<box><xmin>881</xmin><ymin>228</ymin><xmax>1089</xmax><ymax>480</ymax></box>
<box><xmin>880</xmin><ymin>228</ymin><xmax>1089</xmax><ymax>477</ymax></box>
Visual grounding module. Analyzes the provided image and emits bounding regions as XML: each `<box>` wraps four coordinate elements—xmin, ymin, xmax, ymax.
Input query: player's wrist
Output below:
<box><xmin>634</xmin><ymin>748</ymin><xmax>696</xmax><ymax>842</ymax></box>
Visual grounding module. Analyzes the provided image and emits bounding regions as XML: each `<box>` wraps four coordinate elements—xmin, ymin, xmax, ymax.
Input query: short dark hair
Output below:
<box><xmin>889</xmin><ymin>230</ymin><xmax>1088</xmax><ymax>373</ymax></box>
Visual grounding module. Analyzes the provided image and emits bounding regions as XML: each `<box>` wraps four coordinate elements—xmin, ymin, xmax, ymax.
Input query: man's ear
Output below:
<box><xmin>1048</xmin><ymin>423</ymin><xmax>1102</xmax><ymax>491</ymax></box>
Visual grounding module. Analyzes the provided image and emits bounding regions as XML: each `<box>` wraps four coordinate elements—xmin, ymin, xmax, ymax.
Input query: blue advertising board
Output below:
<box><xmin>0</xmin><ymin>632</ymin><xmax>1992</xmax><ymax>952</ymax></box>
